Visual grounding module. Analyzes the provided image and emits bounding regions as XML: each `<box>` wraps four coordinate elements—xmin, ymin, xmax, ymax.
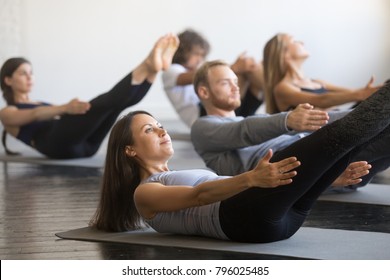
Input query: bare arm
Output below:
<box><xmin>134</xmin><ymin>150</ymin><xmax>300</xmax><ymax>219</ymax></box>
<box><xmin>0</xmin><ymin>98</ymin><xmax>91</xmax><ymax>127</ymax></box>
<box><xmin>316</xmin><ymin>76</ymin><xmax>381</xmax><ymax>95</ymax></box>
<box><xmin>175</xmin><ymin>71</ymin><xmax>196</xmax><ymax>86</ymax></box>
<box><xmin>275</xmin><ymin>79</ymin><xmax>380</xmax><ymax>111</ymax></box>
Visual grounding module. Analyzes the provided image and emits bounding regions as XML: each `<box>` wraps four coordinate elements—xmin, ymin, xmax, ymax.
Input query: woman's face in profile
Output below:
<box><xmin>283</xmin><ymin>35</ymin><xmax>310</xmax><ymax>61</ymax></box>
<box><xmin>129</xmin><ymin>113</ymin><xmax>174</xmax><ymax>163</ymax></box>
<box><xmin>5</xmin><ymin>63</ymin><xmax>34</xmax><ymax>94</ymax></box>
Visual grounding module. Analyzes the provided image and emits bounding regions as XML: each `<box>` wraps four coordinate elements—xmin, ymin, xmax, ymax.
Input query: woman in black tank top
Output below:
<box><xmin>0</xmin><ymin>33</ymin><xmax>179</xmax><ymax>159</ymax></box>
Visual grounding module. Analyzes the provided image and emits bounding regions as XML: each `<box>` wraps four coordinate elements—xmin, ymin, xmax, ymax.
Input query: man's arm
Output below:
<box><xmin>191</xmin><ymin>113</ymin><xmax>290</xmax><ymax>153</ymax></box>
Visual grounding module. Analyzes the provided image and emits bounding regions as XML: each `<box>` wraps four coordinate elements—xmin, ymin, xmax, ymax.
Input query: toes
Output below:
<box><xmin>161</xmin><ymin>34</ymin><xmax>179</xmax><ymax>70</ymax></box>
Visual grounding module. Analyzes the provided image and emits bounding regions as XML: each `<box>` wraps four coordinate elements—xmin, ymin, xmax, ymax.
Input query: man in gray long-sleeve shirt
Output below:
<box><xmin>191</xmin><ymin>60</ymin><xmax>390</xmax><ymax>189</ymax></box>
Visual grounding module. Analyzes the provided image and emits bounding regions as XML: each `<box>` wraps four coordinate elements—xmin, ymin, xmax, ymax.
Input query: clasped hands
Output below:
<box><xmin>65</xmin><ymin>98</ymin><xmax>91</xmax><ymax>114</ymax></box>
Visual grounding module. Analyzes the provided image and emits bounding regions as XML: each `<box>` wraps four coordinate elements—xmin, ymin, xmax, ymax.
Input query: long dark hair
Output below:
<box><xmin>90</xmin><ymin>110</ymin><xmax>153</xmax><ymax>232</ymax></box>
<box><xmin>172</xmin><ymin>29</ymin><xmax>210</xmax><ymax>65</ymax></box>
<box><xmin>0</xmin><ymin>57</ymin><xmax>30</xmax><ymax>155</ymax></box>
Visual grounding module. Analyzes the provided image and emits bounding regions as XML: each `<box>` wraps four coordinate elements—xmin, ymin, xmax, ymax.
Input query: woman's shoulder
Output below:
<box><xmin>274</xmin><ymin>77</ymin><xmax>298</xmax><ymax>94</ymax></box>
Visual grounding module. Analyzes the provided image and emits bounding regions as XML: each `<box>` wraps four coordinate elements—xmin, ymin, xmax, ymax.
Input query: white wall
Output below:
<box><xmin>1</xmin><ymin>0</ymin><xmax>390</xmax><ymax>121</ymax></box>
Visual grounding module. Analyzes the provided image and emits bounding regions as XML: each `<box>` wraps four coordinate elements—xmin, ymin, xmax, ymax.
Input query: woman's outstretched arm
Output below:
<box><xmin>134</xmin><ymin>149</ymin><xmax>300</xmax><ymax>219</ymax></box>
<box><xmin>274</xmin><ymin>78</ymin><xmax>381</xmax><ymax>111</ymax></box>
<box><xmin>0</xmin><ymin>98</ymin><xmax>90</xmax><ymax>127</ymax></box>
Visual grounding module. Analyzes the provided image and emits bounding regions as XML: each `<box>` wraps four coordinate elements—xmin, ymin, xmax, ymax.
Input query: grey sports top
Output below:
<box><xmin>142</xmin><ymin>169</ymin><xmax>229</xmax><ymax>240</ymax></box>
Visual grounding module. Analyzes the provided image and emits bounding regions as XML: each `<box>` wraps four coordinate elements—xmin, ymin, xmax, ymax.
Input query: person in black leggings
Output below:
<box><xmin>219</xmin><ymin>102</ymin><xmax>390</xmax><ymax>242</ymax></box>
<box><xmin>91</xmin><ymin>82</ymin><xmax>390</xmax><ymax>243</ymax></box>
<box><xmin>0</xmin><ymin>33</ymin><xmax>179</xmax><ymax>159</ymax></box>
<box><xmin>190</xmin><ymin>60</ymin><xmax>390</xmax><ymax>196</ymax></box>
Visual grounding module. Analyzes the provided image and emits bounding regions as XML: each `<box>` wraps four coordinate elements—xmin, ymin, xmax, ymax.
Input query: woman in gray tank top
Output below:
<box><xmin>91</xmin><ymin>82</ymin><xmax>390</xmax><ymax>242</ymax></box>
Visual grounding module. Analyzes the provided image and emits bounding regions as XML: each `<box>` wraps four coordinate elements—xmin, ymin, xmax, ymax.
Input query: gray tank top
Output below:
<box><xmin>142</xmin><ymin>169</ymin><xmax>229</xmax><ymax>240</ymax></box>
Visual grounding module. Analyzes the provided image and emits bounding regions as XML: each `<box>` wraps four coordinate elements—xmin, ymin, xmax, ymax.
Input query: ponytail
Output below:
<box><xmin>2</xmin><ymin>130</ymin><xmax>20</xmax><ymax>156</ymax></box>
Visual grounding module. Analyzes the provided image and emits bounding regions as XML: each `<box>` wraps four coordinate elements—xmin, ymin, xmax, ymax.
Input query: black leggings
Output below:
<box><xmin>34</xmin><ymin>72</ymin><xmax>151</xmax><ymax>159</ymax></box>
<box><xmin>219</xmin><ymin>83</ymin><xmax>390</xmax><ymax>243</ymax></box>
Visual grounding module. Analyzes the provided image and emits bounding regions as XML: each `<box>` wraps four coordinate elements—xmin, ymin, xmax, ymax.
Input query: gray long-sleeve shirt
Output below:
<box><xmin>191</xmin><ymin>111</ymin><xmax>348</xmax><ymax>176</ymax></box>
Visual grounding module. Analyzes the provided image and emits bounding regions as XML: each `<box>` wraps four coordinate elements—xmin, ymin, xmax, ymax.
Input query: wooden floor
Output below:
<box><xmin>1</xmin><ymin>159</ymin><xmax>390</xmax><ymax>260</ymax></box>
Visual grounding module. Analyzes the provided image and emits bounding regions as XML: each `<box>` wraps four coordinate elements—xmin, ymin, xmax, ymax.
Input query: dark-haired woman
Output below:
<box><xmin>91</xmin><ymin>82</ymin><xmax>390</xmax><ymax>243</ymax></box>
<box><xmin>0</xmin><ymin>33</ymin><xmax>179</xmax><ymax>159</ymax></box>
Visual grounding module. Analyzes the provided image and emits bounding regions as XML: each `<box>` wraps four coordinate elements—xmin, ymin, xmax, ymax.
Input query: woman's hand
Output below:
<box><xmin>332</xmin><ymin>161</ymin><xmax>371</xmax><ymax>187</ymax></box>
<box><xmin>230</xmin><ymin>52</ymin><xmax>257</xmax><ymax>74</ymax></box>
<box><xmin>357</xmin><ymin>76</ymin><xmax>383</xmax><ymax>100</ymax></box>
<box><xmin>65</xmin><ymin>98</ymin><xmax>91</xmax><ymax>114</ymax></box>
<box><xmin>248</xmin><ymin>149</ymin><xmax>300</xmax><ymax>188</ymax></box>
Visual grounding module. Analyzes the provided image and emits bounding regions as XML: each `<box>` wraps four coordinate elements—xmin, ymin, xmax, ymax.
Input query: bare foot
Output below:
<box><xmin>133</xmin><ymin>34</ymin><xmax>179</xmax><ymax>84</ymax></box>
<box><xmin>145</xmin><ymin>35</ymin><xmax>167</xmax><ymax>73</ymax></box>
<box><xmin>162</xmin><ymin>34</ymin><xmax>179</xmax><ymax>70</ymax></box>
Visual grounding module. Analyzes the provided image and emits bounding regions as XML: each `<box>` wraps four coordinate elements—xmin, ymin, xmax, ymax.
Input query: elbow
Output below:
<box><xmin>195</xmin><ymin>191</ymin><xmax>212</xmax><ymax>207</ymax></box>
<box><xmin>196</xmin><ymin>195</ymin><xmax>208</xmax><ymax>207</ymax></box>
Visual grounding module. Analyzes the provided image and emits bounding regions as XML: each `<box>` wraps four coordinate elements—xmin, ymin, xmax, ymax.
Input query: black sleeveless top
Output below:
<box><xmin>300</xmin><ymin>86</ymin><xmax>327</xmax><ymax>94</ymax></box>
<box><xmin>286</xmin><ymin>85</ymin><xmax>328</xmax><ymax>111</ymax></box>
<box><xmin>15</xmin><ymin>102</ymin><xmax>52</xmax><ymax>146</ymax></box>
